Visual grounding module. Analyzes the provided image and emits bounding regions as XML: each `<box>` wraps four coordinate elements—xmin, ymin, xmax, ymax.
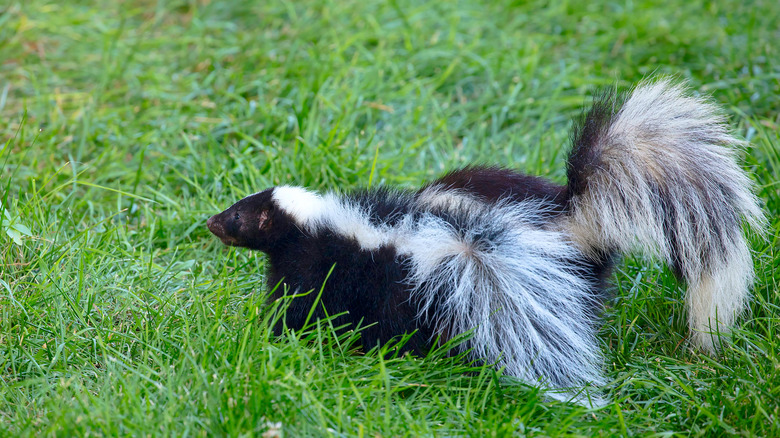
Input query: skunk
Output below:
<box><xmin>207</xmin><ymin>79</ymin><xmax>764</xmax><ymax>404</ymax></box>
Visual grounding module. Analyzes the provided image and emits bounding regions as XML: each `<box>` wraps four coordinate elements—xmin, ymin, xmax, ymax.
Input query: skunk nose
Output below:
<box><xmin>207</xmin><ymin>215</ymin><xmax>221</xmax><ymax>236</ymax></box>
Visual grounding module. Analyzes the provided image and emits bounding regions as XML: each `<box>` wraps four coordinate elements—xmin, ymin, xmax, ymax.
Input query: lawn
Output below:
<box><xmin>1</xmin><ymin>0</ymin><xmax>778</xmax><ymax>436</ymax></box>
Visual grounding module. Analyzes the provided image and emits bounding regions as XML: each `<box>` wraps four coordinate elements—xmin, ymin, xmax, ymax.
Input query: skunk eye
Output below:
<box><xmin>233</xmin><ymin>212</ymin><xmax>240</xmax><ymax>221</ymax></box>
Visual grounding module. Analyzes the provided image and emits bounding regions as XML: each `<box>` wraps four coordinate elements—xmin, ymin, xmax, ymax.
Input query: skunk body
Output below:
<box><xmin>207</xmin><ymin>79</ymin><xmax>764</xmax><ymax>403</ymax></box>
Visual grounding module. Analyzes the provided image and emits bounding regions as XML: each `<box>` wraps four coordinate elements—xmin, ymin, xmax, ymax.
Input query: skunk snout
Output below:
<box><xmin>206</xmin><ymin>215</ymin><xmax>221</xmax><ymax>236</ymax></box>
<box><xmin>207</xmin><ymin>213</ymin><xmax>242</xmax><ymax>246</ymax></box>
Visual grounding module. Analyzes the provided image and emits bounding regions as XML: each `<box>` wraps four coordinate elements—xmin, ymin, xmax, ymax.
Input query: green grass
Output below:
<box><xmin>1</xmin><ymin>0</ymin><xmax>779</xmax><ymax>435</ymax></box>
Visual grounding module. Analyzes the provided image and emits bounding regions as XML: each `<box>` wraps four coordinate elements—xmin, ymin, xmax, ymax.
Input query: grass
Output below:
<box><xmin>1</xmin><ymin>0</ymin><xmax>778</xmax><ymax>435</ymax></box>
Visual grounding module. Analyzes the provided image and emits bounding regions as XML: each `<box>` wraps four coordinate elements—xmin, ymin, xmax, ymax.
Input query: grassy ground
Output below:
<box><xmin>1</xmin><ymin>0</ymin><xmax>778</xmax><ymax>436</ymax></box>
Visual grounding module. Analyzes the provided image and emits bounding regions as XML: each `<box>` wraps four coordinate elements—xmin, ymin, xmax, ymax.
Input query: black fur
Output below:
<box><xmin>566</xmin><ymin>89</ymin><xmax>620</xmax><ymax>205</ymax></box>
<box><xmin>422</xmin><ymin>165</ymin><xmax>569</xmax><ymax>213</ymax></box>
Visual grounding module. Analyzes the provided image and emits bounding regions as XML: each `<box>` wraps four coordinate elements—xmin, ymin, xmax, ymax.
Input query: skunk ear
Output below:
<box><xmin>258</xmin><ymin>208</ymin><xmax>272</xmax><ymax>231</ymax></box>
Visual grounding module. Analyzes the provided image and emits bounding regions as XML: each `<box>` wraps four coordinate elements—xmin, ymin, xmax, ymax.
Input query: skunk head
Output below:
<box><xmin>208</xmin><ymin>187</ymin><xmax>293</xmax><ymax>252</ymax></box>
<box><xmin>208</xmin><ymin>185</ymin><xmax>327</xmax><ymax>253</ymax></box>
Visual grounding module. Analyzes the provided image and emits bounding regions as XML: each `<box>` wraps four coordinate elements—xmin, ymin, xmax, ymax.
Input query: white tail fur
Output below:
<box><xmin>565</xmin><ymin>78</ymin><xmax>765</xmax><ymax>351</ymax></box>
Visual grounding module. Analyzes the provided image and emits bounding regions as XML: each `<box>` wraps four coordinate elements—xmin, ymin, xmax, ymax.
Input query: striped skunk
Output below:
<box><xmin>207</xmin><ymin>79</ymin><xmax>764</xmax><ymax>404</ymax></box>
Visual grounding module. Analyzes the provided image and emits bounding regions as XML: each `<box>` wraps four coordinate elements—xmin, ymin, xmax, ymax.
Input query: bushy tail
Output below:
<box><xmin>402</xmin><ymin>196</ymin><xmax>605</xmax><ymax>405</ymax></box>
<box><xmin>564</xmin><ymin>78</ymin><xmax>765</xmax><ymax>351</ymax></box>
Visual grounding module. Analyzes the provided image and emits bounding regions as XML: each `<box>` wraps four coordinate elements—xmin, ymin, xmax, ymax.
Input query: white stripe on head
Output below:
<box><xmin>272</xmin><ymin>185</ymin><xmax>328</xmax><ymax>226</ymax></box>
<box><xmin>272</xmin><ymin>186</ymin><xmax>395</xmax><ymax>250</ymax></box>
